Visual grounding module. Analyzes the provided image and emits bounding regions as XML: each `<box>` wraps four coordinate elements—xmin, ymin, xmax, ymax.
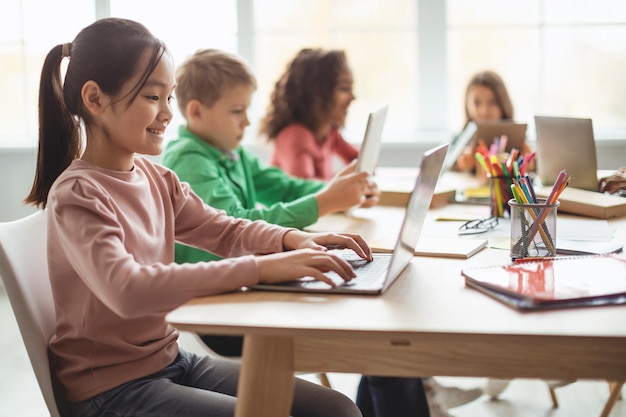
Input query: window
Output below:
<box><xmin>252</xmin><ymin>0</ymin><xmax>419</xmax><ymax>143</ymax></box>
<box><xmin>0</xmin><ymin>0</ymin><xmax>94</xmax><ymax>147</ymax></box>
<box><xmin>1</xmin><ymin>0</ymin><xmax>625</xmax><ymax>147</ymax></box>
<box><xmin>447</xmin><ymin>0</ymin><xmax>626</xmax><ymax>135</ymax></box>
<box><xmin>109</xmin><ymin>0</ymin><xmax>238</xmax><ymax>139</ymax></box>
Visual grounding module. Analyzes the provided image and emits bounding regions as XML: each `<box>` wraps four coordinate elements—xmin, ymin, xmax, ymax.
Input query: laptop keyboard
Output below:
<box><xmin>308</xmin><ymin>254</ymin><xmax>391</xmax><ymax>287</ymax></box>
<box><xmin>345</xmin><ymin>255</ymin><xmax>390</xmax><ymax>282</ymax></box>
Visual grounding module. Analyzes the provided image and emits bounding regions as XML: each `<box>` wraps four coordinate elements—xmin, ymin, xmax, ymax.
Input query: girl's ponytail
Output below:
<box><xmin>25</xmin><ymin>44</ymin><xmax>81</xmax><ymax>208</ymax></box>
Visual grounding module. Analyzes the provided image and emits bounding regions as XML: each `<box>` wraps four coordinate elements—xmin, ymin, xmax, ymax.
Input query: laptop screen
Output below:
<box><xmin>443</xmin><ymin>121</ymin><xmax>477</xmax><ymax>172</ymax></box>
<box><xmin>382</xmin><ymin>143</ymin><xmax>448</xmax><ymax>291</ymax></box>
<box><xmin>534</xmin><ymin>116</ymin><xmax>598</xmax><ymax>191</ymax></box>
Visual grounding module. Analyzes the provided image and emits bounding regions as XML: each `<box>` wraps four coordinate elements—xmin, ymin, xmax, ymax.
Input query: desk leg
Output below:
<box><xmin>235</xmin><ymin>335</ymin><xmax>294</xmax><ymax>417</ymax></box>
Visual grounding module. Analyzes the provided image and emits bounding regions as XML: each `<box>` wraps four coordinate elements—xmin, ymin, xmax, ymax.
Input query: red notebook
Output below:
<box><xmin>462</xmin><ymin>255</ymin><xmax>626</xmax><ymax>310</ymax></box>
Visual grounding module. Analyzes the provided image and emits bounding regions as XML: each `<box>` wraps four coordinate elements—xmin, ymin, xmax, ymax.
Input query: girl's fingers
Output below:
<box><xmin>330</xmin><ymin>233</ymin><xmax>372</xmax><ymax>261</ymax></box>
<box><xmin>308</xmin><ymin>252</ymin><xmax>355</xmax><ymax>282</ymax></box>
<box><xmin>304</xmin><ymin>267</ymin><xmax>338</xmax><ymax>287</ymax></box>
<box><xmin>326</xmin><ymin>253</ymin><xmax>357</xmax><ymax>280</ymax></box>
<box><xmin>315</xmin><ymin>233</ymin><xmax>372</xmax><ymax>261</ymax></box>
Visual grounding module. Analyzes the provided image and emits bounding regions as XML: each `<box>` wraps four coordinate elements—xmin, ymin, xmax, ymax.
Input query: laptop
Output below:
<box><xmin>442</xmin><ymin>121</ymin><xmax>526</xmax><ymax>172</ymax></box>
<box><xmin>354</xmin><ymin>104</ymin><xmax>389</xmax><ymax>175</ymax></box>
<box><xmin>534</xmin><ymin>116</ymin><xmax>598</xmax><ymax>191</ymax></box>
<box><xmin>443</xmin><ymin>121</ymin><xmax>477</xmax><ymax>172</ymax></box>
<box><xmin>249</xmin><ymin>143</ymin><xmax>449</xmax><ymax>295</ymax></box>
<box><xmin>474</xmin><ymin>121</ymin><xmax>527</xmax><ymax>152</ymax></box>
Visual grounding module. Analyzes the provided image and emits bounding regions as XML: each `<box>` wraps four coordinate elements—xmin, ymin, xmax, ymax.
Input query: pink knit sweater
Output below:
<box><xmin>46</xmin><ymin>157</ymin><xmax>288</xmax><ymax>402</ymax></box>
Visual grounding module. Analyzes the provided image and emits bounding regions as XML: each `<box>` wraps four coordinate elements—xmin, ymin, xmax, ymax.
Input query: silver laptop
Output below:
<box><xmin>354</xmin><ymin>104</ymin><xmax>389</xmax><ymax>175</ymax></box>
<box><xmin>443</xmin><ymin>121</ymin><xmax>477</xmax><ymax>172</ymax></box>
<box><xmin>535</xmin><ymin>116</ymin><xmax>598</xmax><ymax>191</ymax></box>
<box><xmin>250</xmin><ymin>143</ymin><xmax>449</xmax><ymax>295</ymax></box>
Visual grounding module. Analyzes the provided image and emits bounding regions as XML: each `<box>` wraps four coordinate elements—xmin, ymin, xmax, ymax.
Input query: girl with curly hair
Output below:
<box><xmin>259</xmin><ymin>48</ymin><xmax>359</xmax><ymax>181</ymax></box>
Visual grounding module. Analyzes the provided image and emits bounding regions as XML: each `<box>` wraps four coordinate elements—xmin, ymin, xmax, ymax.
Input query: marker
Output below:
<box><xmin>474</xmin><ymin>152</ymin><xmax>491</xmax><ymax>174</ymax></box>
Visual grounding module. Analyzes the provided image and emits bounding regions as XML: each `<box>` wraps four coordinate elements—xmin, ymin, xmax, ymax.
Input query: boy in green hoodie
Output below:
<box><xmin>162</xmin><ymin>49</ymin><xmax>378</xmax><ymax>265</ymax></box>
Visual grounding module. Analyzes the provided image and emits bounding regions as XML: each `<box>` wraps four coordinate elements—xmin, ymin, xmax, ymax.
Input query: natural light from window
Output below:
<box><xmin>1</xmin><ymin>0</ymin><xmax>625</xmax><ymax>147</ymax></box>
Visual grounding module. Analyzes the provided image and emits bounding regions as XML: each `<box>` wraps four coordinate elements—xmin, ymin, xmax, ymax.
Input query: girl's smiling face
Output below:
<box><xmin>83</xmin><ymin>50</ymin><xmax>176</xmax><ymax>170</ymax></box>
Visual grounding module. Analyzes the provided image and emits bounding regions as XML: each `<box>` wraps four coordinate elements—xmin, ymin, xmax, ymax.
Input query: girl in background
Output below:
<box><xmin>453</xmin><ymin>70</ymin><xmax>533</xmax><ymax>172</ymax></box>
<box><xmin>259</xmin><ymin>48</ymin><xmax>361</xmax><ymax>181</ymax></box>
<box><xmin>26</xmin><ymin>17</ymin><xmax>367</xmax><ymax>417</ymax></box>
<box><xmin>454</xmin><ymin>71</ymin><xmax>568</xmax><ymax>399</ymax></box>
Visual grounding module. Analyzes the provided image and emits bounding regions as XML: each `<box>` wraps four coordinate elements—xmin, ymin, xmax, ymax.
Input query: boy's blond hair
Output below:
<box><xmin>175</xmin><ymin>49</ymin><xmax>257</xmax><ymax>118</ymax></box>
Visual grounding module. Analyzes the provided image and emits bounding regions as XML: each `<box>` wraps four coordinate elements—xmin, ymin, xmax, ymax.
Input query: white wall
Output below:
<box><xmin>1</xmin><ymin>139</ymin><xmax>625</xmax><ymax>222</ymax></box>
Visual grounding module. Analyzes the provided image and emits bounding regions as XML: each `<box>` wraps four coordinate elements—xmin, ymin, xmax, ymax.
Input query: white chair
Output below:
<box><xmin>0</xmin><ymin>210</ymin><xmax>66</xmax><ymax>417</ymax></box>
<box><xmin>0</xmin><ymin>210</ymin><xmax>331</xmax><ymax>417</ymax></box>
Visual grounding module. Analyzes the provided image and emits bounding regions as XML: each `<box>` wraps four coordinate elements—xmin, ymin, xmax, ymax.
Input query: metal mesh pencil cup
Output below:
<box><xmin>509</xmin><ymin>198</ymin><xmax>559</xmax><ymax>259</ymax></box>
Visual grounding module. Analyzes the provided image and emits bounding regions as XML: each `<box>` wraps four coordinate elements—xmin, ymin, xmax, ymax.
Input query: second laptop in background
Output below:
<box><xmin>534</xmin><ymin>115</ymin><xmax>598</xmax><ymax>191</ymax></box>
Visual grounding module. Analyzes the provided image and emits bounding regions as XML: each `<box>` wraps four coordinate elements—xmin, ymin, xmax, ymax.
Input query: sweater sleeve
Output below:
<box><xmin>333</xmin><ymin>130</ymin><xmax>359</xmax><ymax>163</ymax></box>
<box><xmin>245</xmin><ymin>149</ymin><xmax>325</xmax><ymax>228</ymax></box>
<box><xmin>271</xmin><ymin>125</ymin><xmax>319</xmax><ymax>179</ymax></box>
<box><xmin>47</xmin><ymin>173</ymin><xmax>289</xmax><ymax>319</ymax></box>
<box><xmin>168</xmin><ymin>147</ymin><xmax>323</xmax><ymax>229</ymax></box>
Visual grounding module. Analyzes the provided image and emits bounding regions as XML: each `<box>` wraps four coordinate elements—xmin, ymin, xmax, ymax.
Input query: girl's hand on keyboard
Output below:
<box><xmin>256</xmin><ymin>249</ymin><xmax>356</xmax><ymax>287</ymax></box>
<box><xmin>283</xmin><ymin>230</ymin><xmax>372</xmax><ymax>261</ymax></box>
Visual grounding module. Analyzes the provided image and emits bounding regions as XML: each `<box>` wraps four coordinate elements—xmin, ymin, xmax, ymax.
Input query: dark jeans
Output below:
<box><xmin>67</xmin><ymin>348</ymin><xmax>361</xmax><ymax>417</ymax></box>
<box><xmin>356</xmin><ymin>376</ymin><xmax>430</xmax><ymax>417</ymax></box>
<box><xmin>199</xmin><ymin>335</ymin><xmax>430</xmax><ymax>417</ymax></box>
<box><xmin>199</xmin><ymin>334</ymin><xmax>244</xmax><ymax>357</ymax></box>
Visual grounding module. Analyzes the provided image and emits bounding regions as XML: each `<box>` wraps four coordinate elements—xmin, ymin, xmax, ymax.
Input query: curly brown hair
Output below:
<box><xmin>259</xmin><ymin>48</ymin><xmax>348</xmax><ymax>141</ymax></box>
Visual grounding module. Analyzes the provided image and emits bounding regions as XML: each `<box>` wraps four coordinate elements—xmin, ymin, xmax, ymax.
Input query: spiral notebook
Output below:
<box><xmin>462</xmin><ymin>255</ymin><xmax>626</xmax><ymax>310</ymax></box>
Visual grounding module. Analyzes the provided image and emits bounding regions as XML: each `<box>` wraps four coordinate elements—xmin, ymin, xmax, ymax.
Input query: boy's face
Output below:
<box><xmin>192</xmin><ymin>84</ymin><xmax>254</xmax><ymax>151</ymax></box>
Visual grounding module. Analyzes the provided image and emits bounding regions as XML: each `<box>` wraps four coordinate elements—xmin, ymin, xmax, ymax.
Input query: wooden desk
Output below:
<box><xmin>166</xmin><ymin>206</ymin><xmax>626</xmax><ymax>417</ymax></box>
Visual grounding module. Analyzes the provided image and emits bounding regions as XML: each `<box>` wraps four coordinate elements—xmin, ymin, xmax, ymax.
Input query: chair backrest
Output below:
<box><xmin>0</xmin><ymin>210</ymin><xmax>63</xmax><ymax>417</ymax></box>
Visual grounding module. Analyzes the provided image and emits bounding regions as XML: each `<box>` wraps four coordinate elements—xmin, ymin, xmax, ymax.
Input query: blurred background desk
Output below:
<box><xmin>374</xmin><ymin>167</ymin><xmax>484</xmax><ymax>207</ymax></box>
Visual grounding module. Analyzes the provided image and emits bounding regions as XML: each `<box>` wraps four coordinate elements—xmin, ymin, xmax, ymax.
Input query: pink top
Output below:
<box><xmin>46</xmin><ymin>157</ymin><xmax>288</xmax><ymax>402</ymax></box>
<box><xmin>270</xmin><ymin>123</ymin><xmax>359</xmax><ymax>181</ymax></box>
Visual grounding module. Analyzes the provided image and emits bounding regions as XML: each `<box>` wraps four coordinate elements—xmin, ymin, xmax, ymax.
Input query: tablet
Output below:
<box><xmin>354</xmin><ymin>104</ymin><xmax>389</xmax><ymax>175</ymax></box>
<box><xmin>474</xmin><ymin>121</ymin><xmax>527</xmax><ymax>152</ymax></box>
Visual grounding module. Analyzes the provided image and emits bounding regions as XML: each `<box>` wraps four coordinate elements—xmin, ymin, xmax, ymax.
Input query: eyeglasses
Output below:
<box><xmin>458</xmin><ymin>216</ymin><xmax>499</xmax><ymax>235</ymax></box>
